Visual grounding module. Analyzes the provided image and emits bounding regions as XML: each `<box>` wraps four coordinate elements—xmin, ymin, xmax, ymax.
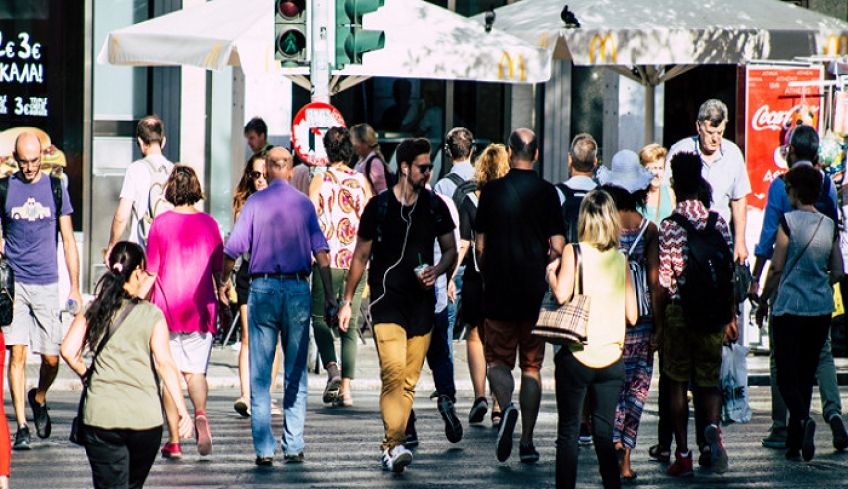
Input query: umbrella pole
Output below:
<box><xmin>644</xmin><ymin>83</ymin><xmax>655</xmax><ymax>144</ymax></box>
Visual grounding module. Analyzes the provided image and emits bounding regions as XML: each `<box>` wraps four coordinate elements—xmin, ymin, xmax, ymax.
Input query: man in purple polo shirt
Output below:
<box><xmin>219</xmin><ymin>147</ymin><xmax>337</xmax><ymax>466</ymax></box>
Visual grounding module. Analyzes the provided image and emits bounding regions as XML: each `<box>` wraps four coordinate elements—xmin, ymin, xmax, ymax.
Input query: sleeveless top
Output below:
<box><xmin>85</xmin><ymin>300</ymin><xmax>165</xmax><ymax>430</ymax></box>
<box><xmin>316</xmin><ymin>166</ymin><xmax>369</xmax><ymax>269</ymax></box>
<box><xmin>642</xmin><ymin>184</ymin><xmax>674</xmax><ymax>224</ymax></box>
<box><xmin>773</xmin><ymin>210</ymin><xmax>835</xmax><ymax>317</ymax></box>
<box><xmin>568</xmin><ymin>244</ymin><xmax>627</xmax><ymax>368</ymax></box>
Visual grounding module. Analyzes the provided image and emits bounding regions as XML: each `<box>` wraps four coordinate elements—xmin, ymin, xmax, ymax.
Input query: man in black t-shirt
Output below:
<box><xmin>339</xmin><ymin>138</ymin><xmax>457</xmax><ymax>473</ymax></box>
<box><xmin>475</xmin><ymin>128</ymin><xmax>565</xmax><ymax>464</ymax></box>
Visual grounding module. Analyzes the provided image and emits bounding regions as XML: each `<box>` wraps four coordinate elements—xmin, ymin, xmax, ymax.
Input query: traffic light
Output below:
<box><xmin>335</xmin><ymin>0</ymin><xmax>385</xmax><ymax>69</ymax></box>
<box><xmin>275</xmin><ymin>0</ymin><xmax>309</xmax><ymax>66</ymax></box>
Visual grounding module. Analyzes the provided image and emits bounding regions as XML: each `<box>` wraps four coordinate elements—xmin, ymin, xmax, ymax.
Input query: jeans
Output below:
<box><xmin>84</xmin><ymin>425</ymin><xmax>163</xmax><ymax>489</ymax></box>
<box><xmin>374</xmin><ymin>323</ymin><xmax>431</xmax><ymax>451</ymax></box>
<box><xmin>772</xmin><ymin>314</ymin><xmax>832</xmax><ymax>451</ymax></box>
<box><xmin>555</xmin><ymin>349</ymin><xmax>624</xmax><ymax>489</ymax></box>
<box><xmin>426</xmin><ymin>307</ymin><xmax>456</xmax><ymax>401</ymax></box>
<box><xmin>311</xmin><ymin>266</ymin><xmax>367</xmax><ymax>379</ymax></box>
<box><xmin>248</xmin><ymin>276</ymin><xmax>311</xmax><ymax>458</ymax></box>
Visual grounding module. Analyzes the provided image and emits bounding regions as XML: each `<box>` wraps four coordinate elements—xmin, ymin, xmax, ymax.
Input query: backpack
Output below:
<box><xmin>555</xmin><ymin>183</ymin><xmax>588</xmax><ymax>244</ymax></box>
<box><xmin>626</xmin><ymin>219</ymin><xmax>652</xmax><ymax>319</ymax></box>
<box><xmin>136</xmin><ymin>158</ymin><xmax>174</xmax><ymax>245</ymax></box>
<box><xmin>363</xmin><ymin>154</ymin><xmax>396</xmax><ymax>193</ymax></box>
<box><xmin>443</xmin><ymin>172</ymin><xmax>477</xmax><ymax>211</ymax></box>
<box><xmin>668</xmin><ymin>212</ymin><xmax>734</xmax><ymax>331</ymax></box>
<box><xmin>0</xmin><ymin>174</ymin><xmax>64</xmax><ymax>239</ymax></box>
<box><xmin>374</xmin><ymin>188</ymin><xmax>445</xmax><ymax>246</ymax></box>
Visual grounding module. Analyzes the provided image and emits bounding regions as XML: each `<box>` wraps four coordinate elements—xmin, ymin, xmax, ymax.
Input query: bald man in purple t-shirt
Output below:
<box><xmin>219</xmin><ymin>147</ymin><xmax>337</xmax><ymax>466</ymax></box>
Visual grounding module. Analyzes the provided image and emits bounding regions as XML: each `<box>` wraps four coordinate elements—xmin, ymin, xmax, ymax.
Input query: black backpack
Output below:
<box><xmin>0</xmin><ymin>175</ymin><xmax>64</xmax><ymax>239</ymax></box>
<box><xmin>555</xmin><ymin>183</ymin><xmax>587</xmax><ymax>245</ymax></box>
<box><xmin>363</xmin><ymin>154</ymin><xmax>396</xmax><ymax>192</ymax></box>
<box><xmin>443</xmin><ymin>172</ymin><xmax>477</xmax><ymax>211</ymax></box>
<box><xmin>668</xmin><ymin>212</ymin><xmax>734</xmax><ymax>331</ymax></box>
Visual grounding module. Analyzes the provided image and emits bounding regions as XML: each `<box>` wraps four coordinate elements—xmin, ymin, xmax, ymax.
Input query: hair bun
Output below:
<box><xmin>112</xmin><ymin>262</ymin><xmax>124</xmax><ymax>273</ymax></box>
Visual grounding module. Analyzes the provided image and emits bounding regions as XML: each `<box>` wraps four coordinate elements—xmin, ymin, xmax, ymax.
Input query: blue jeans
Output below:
<box><xmin>426</xmin><ymin>307</ymin><xmax>456</xmax><ymax>401</ymax></box>
<box><xmin>248</xmin><ymin>276</ymin><xmax>311</xmax><ymax>458</ymax></box>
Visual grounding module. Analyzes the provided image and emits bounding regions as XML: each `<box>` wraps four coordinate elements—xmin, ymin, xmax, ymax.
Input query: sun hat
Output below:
<box><xmin>596</xmin><ymin>149</ymin><xmax>654</xmax><ymax>193</ymax></box>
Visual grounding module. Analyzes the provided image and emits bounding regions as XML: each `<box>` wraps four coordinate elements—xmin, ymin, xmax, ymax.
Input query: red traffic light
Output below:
<box><xmin>277</xmin><ymin>0</ymin><xmax>305</xmax><ymax>19</ymax></box>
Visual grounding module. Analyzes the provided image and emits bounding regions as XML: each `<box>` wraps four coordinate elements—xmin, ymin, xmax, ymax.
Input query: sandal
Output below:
<box><xmin>333</xmin><ymin>390</ymin><xmax>353</xmax><ymax>407</ymax></box>
<box><xmin>648</xmin><ymin>443</ymin><xmax>671</xmax><ymax>462</ymax></box>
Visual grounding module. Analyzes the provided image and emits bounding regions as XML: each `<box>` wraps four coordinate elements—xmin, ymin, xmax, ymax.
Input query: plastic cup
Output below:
<box><xmin>414</xmin><ymin>264</ymin><xmax>429</xmax><ymax>289</ymax></box>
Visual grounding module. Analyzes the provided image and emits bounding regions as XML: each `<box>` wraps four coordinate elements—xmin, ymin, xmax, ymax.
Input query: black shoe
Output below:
<box><xmin>12</xmin><ymin>425</ymin><xmax>31</xmax><ymax>451</ymax></box>
<box><xmin>801</xmin><ymin>418</ymin><xmax>816</xmax><ymax>462</ymax></box>
<box><xmin>284</xmin><ymin>452</ymin><xmax>304</xmax><ymax>463</ymax></box>
<box><xmin>829</xmin><ymin>415</ymin><xmax>848</xmax><ymax>451</ymax></box>
<box><xmin>519</xmin><ymin>443</ymin><xmax>540</xmax><ymax>464</ymax></box>
<box><xmin>496</xmin><ymin>404</ymin><xmax>518</xmax><ymax>462</ymax></box>
<box><xmin>698</xmin><ymin>444</ymin><xmax>712</xmax><ymax>467</ymax></box>
<box><xmin>28</xmin><ymin>389</ymin><xmax>51</xmax><ymax>439</ymax></box>
<box><xmin>468</xmin><ymin>397</ymin><xmax>488</xmax><ymax>424</ymax></box>
<box><xmin>255</xmin><ymin>456</ymin><xmax>273</xmax><ymax>466</ymax></box>
<box><xmin>437</xmin><ymin>395</ymin><xmax>463</xmax><ymax>443</ymax></box>
<box><xmin>578</xmin><ymin>422</ymin><xmax>592</xmax><ymax>446</ymax></box>
<box><xmin>405</xmin><ymin>410</ymin><xmax>418</xmax><ymax>448</ymax></box>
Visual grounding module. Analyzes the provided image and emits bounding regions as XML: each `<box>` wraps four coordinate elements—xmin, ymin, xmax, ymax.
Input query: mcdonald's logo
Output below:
<box><xmin>589</xmin><ymin>33</ymin><xmax>616</xmax><ymax>64</ymax></box>
<box><xmin>108</xmin><ymin>35</ymin><xmax>122</xmax><ymax>64</ymax></box>
<box><xmin>204</xmin><ymin>43</ymin><xmax>224</xmax><ymax>68</ymax></box>
<box><xmin>538</xmin><ymin>33</ymin><xmax>551</xmax><ymax>50</ymax></box>
<box><xmin>498</xmin><ymin>52</ymin><xmax>526</xmax><ymax>81</ymax></box>
<box><xmin>825</xmin><ymin>34</ymin><xmax>848</xmax><ymax>56</ymax></box>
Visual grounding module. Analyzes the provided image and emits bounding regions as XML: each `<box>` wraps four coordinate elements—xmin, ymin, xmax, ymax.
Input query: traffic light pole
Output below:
<box><xmin>311</xmin><ymin>0</ymin><xmax>331</xmax><ymax>102</ymax></box>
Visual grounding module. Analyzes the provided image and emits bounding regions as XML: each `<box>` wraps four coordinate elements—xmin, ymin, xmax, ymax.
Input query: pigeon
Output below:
<box><xmin>561</xmin><ymin>5</ymin><xmax>580</xmax><ymax>28</ymax></box>
<box><xmin>485</xmin><ymin>5</ymin><xmax>496</xmax><ymax>33</ymax></box>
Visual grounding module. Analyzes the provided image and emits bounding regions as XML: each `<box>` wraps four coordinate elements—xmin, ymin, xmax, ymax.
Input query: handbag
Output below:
<box><xmin>0</xmin><ymin>257</ymin><xmax>14</xmax><ymax>326</ymax></box>
<box><xmin>720</xmin><ymin>343</ymin><xmax>752</xmax><ymax>425</ymax></box>
<box><xmin>532</xmin><ymin>244</ymin><xmax>590</xmax><ymax>345</ymax></box>
<box><xmin>70</xmin><ymin>300</ymin><xmax>137</xmax><ymax>445</ymax></box>
<box><xmin>626</xmin><ymin>219</ymin><xmax>651</xmax><ymax>319</ymax></box>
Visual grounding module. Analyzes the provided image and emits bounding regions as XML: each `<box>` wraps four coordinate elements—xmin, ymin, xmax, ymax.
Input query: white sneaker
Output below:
<box><xmin>381</xmin><ymin>444</ymin><xmax>413</xmax><ymax>473</ymax></box>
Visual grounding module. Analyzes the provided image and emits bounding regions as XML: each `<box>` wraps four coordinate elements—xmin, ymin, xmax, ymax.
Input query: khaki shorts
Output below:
<box><xmin>1</xmin><ymin>282</ymin><xmax>62</xmax><ymax>356</ymax></box>
<box><xmin>483</xmin><ymin>317</ymin><xmax>545</xmax><ymax>371</ymax></box>
<box><xmin>661</xmin><ymin>304</ymin><xmax>723</xmax><ymax>388</ymax></box>
<box><xmin>169</xmin><ymin>331</ymin><xmax>214</xmax><ymax>374</ymax></box>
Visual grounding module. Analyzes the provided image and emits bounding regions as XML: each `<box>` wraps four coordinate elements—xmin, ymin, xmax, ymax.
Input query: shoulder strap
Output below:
<box><xmin>374</xmin><ymin>190</ymin><xmax>390</xmax><ymax>244</ymax></box>
<box><xmin>50</xmin><ymin>176</ymin><xmax>62</xmax><ymax>240</ymax></box>
<box><xmin>573</xmin><ymin>244</ymin><xmax>584</xmax><ymax>295</ymax></box>
<box><xmin>669</xmin><ymin>213</ymin><xmax>696</xmax><ymax>234</ymax></box>
<box><xmin>363</xmin><ymin>154</ymin><xmax>378</xmax><ymax>189</ymax></box>
<box><xmin>627</xmin><ymin>219</ymin><xmax>649</xmax><ymax>258</ymax></box>
<box><xmin>0</xmin><ymin>177</ymin><xmax>8</xmax><ymax>235</ymax></box>
<box><xmin>85</xmin><ymin>300</ymin><xmax>138</xmax><ymax>382</ymax></box>
<box><xmin>445</xmin><ymin>172</ymin><xmax>464</xmax><ymax>188</ymax></box>
<box><xmin>783</xmin><ymin>214</ymin><xmax>825</xmax><ymax>280</ymax></box>
<box><xmin>555</xmin><ymin>182</ymin><xmax>570</xmax><ymax>201</ymax></box>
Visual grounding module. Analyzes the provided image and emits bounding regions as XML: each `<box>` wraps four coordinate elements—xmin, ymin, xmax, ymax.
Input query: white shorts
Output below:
<box><xmin>169</xmin><ymin>331</ymin><xmax>213</xmax><ymax>374</ymax></box>
<box><xmin>2</xmin><ymin>282</ymin><xmax>62</xmax><ymax>356</ymax></box>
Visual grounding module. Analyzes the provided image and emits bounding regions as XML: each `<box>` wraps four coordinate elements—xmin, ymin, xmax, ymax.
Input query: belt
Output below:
<box><xmin>250</xmin><ymin>272</ymin><xmax>309</xmax><ymax>281</ymax></box>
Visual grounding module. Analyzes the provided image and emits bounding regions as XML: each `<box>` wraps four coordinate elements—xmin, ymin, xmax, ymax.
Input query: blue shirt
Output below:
<box><xmin>224</xmin><ymin>179</ymin><xmax>328</xmax><ymax>275</ymax></box>
<box><xmin>754</xmin><ymin>162</ymin><xmax>838</xmax><ymax>260</ymax></box>
<box><xmin>3</xmin><ymin>173</ymin><xmax>73</xmax><ymax>284</ymax></box>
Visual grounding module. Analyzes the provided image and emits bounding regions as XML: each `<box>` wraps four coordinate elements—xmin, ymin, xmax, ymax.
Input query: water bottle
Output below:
<box><xmin>65</xmin><ymin>299</ymin><xmax>79</xmax><ymax>315</ymax></box>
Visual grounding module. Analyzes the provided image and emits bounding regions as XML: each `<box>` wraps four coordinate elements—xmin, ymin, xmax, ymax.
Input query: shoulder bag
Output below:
<box><xmin>0</xmin><ymin>256</ymin><xmax>14</xmax><ymax>326</ymax></box>
<box><xmin>627</xmin><ymin>219</ymin><xmax>651</xmax><ymax>319</ymax></box>
<box><xmin>70</xmin><ymin>300</ymin><xmax>137</xmax><ymax>445</ymax></box>
<box><xmin>532</xmin><ymin>244</ymin><xmax>590</xmax><ymax>345</ymax></box>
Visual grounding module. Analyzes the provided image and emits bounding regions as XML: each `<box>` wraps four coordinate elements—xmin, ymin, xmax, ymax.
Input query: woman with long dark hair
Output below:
<box><xmin>61</xmin><ymin>242</ymin><xmax>192</xmax><ymax>489</ymax></box>
<box><xmin>231</xmin><ymin>153</ymin><xmax>282</xmax><ymax>417</ymax></box>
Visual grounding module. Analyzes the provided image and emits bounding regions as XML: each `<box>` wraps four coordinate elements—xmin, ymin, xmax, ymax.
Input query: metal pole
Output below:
<box><xmin>311</xmin><ymin>0</ymin><xmax>331</xmax><ymax>102</ymax></box>
<box><xmin>644</xmin><ymin>83</ymin><xmax>655</xmax><ymax>144</ymax></box>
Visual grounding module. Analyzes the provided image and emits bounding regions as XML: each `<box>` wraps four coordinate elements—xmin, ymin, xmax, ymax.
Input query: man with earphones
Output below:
<box><xmin>339</xmin><ymin>138</ymin><xmax>457</xmax><ymax>473</ymax></box>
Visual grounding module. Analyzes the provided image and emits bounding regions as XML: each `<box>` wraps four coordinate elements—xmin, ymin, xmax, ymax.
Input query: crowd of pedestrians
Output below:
<box><xmin>1</xmin><ymin>97</ymin><xmax>847</xmax><ymax>488</ymax></box>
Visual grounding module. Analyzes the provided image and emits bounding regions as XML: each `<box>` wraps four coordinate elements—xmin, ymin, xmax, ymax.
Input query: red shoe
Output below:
<box><xmin>161</xmin><ymin>442</ymin><xmax>182</xmax><ymax>460</ymax></box>
<box><xmin>666</xmin><ymin>449</ymin><xmax>694</xmax><ymax>477</ymax></box>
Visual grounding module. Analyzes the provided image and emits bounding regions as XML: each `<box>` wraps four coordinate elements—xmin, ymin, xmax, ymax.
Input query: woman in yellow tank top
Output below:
<box><xmin>546</xmin><ymin>189</ymin><xmax>638</xmax><ymax>489</ymax></box>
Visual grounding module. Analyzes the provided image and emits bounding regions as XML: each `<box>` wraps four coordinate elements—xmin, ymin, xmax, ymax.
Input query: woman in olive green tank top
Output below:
<box><xmin>61</xmin><ymin>242</ymin><xmax>193</xmax><ymax>489</ymax></box>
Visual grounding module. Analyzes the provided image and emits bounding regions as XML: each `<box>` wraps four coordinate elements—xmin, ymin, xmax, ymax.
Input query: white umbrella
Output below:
<box><xmin>474</xmin><ymin>0</ymin><xmax>848</xmax><ymax>141</ymax></box>
<box><xmin>97</xmin><ymin>0</ymin><xmax>551</xmax><ymax>91</ymax></box>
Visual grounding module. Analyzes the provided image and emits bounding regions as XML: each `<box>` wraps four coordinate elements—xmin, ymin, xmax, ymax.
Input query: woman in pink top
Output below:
<box><xmin>352</xmin><ymin>123</ymin><xmax>390</xmax><ymax>195</ymax></box>
<box><xmin>146</xmin><ymin>165</ymin><xmax>225</xmax><ymax>460</ymax></box>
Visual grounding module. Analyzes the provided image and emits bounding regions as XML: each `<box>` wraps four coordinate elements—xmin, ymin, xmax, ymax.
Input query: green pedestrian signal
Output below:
<box><xmin>335</xmin><ymin>0</ymin><xmax>385</xmax><ymax>69</ymax></box>
<box><xmin>275</xmin><ymin>0</ymin><xmax>309</xmax><ymax>65</ymax></box>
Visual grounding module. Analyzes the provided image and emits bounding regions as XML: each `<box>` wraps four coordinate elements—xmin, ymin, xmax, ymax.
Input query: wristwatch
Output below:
<box><xmin>339</xmin><ymin>299</ymin><xmax>351</xmax><ymax>308</ymax></box>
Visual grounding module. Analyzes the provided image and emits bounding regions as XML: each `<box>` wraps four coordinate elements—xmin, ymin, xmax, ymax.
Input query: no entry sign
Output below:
<box><xmin>291</xmin><ymin>101</ymin><xmax>346</xmax><ymax>166</ymax></box>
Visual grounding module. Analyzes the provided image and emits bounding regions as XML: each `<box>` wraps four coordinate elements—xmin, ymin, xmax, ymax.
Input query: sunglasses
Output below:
<box><xmin>249</xmin><ymin>171</ymin><xmax>266</xmax><ymax>179</ymax></box>
<box><xmin>415</xmin><ymin>164</ymin><xmax>433</xmax><ymax>173</ymax></box>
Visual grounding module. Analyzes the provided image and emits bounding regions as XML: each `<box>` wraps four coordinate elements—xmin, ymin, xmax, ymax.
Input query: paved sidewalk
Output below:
<box><xmin>24</xmin><ymin>338</ymin><xmax>848</xmax><ymax>393</ymax></box>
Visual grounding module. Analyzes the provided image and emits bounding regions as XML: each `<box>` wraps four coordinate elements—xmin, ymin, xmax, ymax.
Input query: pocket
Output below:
<box><xmin>288</xmin><ymin>288</ymin><xmax>311</xmax><ymax>325</ymax></box>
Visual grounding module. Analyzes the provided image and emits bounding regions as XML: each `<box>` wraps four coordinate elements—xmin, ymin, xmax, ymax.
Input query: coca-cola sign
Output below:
<box><xmin>751</xmin><ymin>103</ymin><xmax>820</xmax><ymax>132</ymax></box>
<box><xmin>744</xmin><ymin>66</ymin><xmax>823</xmax><ymax>213</ymax></box>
